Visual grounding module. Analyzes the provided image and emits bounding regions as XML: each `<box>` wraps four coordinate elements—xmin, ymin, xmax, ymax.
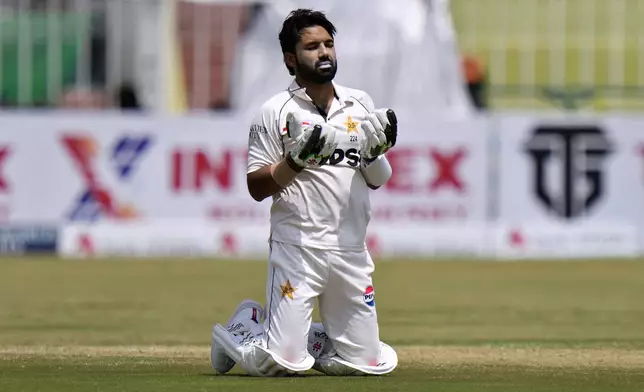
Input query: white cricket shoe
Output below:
<box><xmin>307</xmin><ymin>322</ymin><xmax>333</xmax><ymax>359</ymax></box>
<box><xmin>210</xmin><ymin>299</ymin><xmax>264</xmax><ymax>374</ymax></box>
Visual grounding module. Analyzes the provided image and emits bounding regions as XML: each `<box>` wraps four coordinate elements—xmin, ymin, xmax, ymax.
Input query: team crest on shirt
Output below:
<box><xmin>345</xmin><ymin>116</ymin><xmax>359</xmax><ymax>135</ymax></box>
<box><xmin>363</xmin><ymin>286</ymin><xmax>375</xmax><ymax>307</ymax></box>
<box><xmin>281</xmin><ymin>280</ymin><xmax>296</xmax><ymax>300</ymax></box>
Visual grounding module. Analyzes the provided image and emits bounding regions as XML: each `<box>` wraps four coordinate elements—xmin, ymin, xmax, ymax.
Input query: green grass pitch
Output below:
<box><xmin>451</xmin><ymin>0</ymin><xmax>644</xmax><ymax>111</ymax></box>
<box><xmin>1</xmin><ymin>257</ymin><xmax>644</xmax><ymax>391</ymax></box>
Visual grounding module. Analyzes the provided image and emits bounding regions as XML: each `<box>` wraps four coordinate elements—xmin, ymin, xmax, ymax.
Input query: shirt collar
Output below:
<box><xmin>287</xmin><ymin>79</ymin><xmax>351</xmax><ymax>105</ymax></box>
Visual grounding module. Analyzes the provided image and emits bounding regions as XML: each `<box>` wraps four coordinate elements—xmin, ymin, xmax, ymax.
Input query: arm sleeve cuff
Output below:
<box><xmin>361</xmin><ymin>155</ymin><xmax>392</xmax><ymax>188</ymax></box>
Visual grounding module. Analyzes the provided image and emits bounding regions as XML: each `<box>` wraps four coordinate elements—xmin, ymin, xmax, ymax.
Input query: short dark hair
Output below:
<box><xmin>278</xmin><ymin>9</ymin><xmax>337</xmax><ymax>76</ymax></box>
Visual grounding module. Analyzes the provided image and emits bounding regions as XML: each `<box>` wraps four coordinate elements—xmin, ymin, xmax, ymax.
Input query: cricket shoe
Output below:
<box><xmin>210</xmin><ymin>299</ymin><xmax>264</xmax><ymax>374</ymax></box>
<box><xmin>307</xmin><ymin>322</ymin><xmax>334</xmax><ymax>359</ymax></box>
<box><xmin>312</xmin><ymin>342</ymin><xmax>398</xmax><ymax>376</ymax></box>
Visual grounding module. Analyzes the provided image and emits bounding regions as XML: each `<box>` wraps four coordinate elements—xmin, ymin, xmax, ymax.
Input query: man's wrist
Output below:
<box><xmin>285</xmin><ymin>154</ymin><xmax>305</xmax><ymax>173</ymax></box>
<box><xmin>270</xmin><ymin>157</ymin><xmax>302</xmax><ymax>188</ymax></box>
<box><xmin>362</xmin><ymin>156</ymin><xmax>379</xmax><ymax>166</ymax></box>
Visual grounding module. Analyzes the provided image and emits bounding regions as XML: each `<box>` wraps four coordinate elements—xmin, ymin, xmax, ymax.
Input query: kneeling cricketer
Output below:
<box><xmin>210</xmin><ymin>8</ymin><xmax>399</xmax><ymax>377</ymax></box>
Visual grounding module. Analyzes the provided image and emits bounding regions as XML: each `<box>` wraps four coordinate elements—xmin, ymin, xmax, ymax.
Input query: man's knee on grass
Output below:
<box><xmin>308</xmin><ymin>323</ymin><xmax>398</xmax><ymax>376</ymax></box>
<box><xmin>213</xmin><ymin>318</ymin><xmax>397</xmax><ymax>377</ymax></box>
<box><xmin>212</xmin><ymin>322</ymin><xmax>315</xmax><ymax>377</ymax></box>
<box><xmin>312</xmin><ymin>342</ymin><xmax>398</xmax><ymax>376</ymax></box>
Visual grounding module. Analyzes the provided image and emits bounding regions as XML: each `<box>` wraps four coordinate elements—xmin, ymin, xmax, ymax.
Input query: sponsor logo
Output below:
<box><xmin>319</xmin><ymin>148</ymin><xmax>362</xmax><ymax>167</ymax></box>
<box><xmin>385</xmin><ymin>147</ymin><xmax>468</xmax><ymax>193</ymax></box>
<box><xmin>0</xmin><ymin>146</ymin><xmax>10</xmax><ymax>192</ymax></box>
<box><xmin>227</xmin><ymin>322</ymin><xmax>244</xmax><ymax>334</ymax></box>
<box><xmin>508</xmin><ymin>229</ymin><xmax>525</xmax><ymax>248</ymax></box>
<box><xmin>249</xmin><ymin>124</ymin><xmax>267</xmax><ymax>140</ymax></box>
<box><xmin>314</xmin><ymin>330</ymin><xmax>328</xmax><ymax>340</ymax></box>
<box><xmin>364</xmin><ymin>285</ymin><xmax>375</xmax><ymax>307</ymax></box>
<box><xmin>77</xmin><ymin>233</ymin><xmax>95</xmax><ymax>255</ymax></box>
<box><xmin>62</xmin><ymin>134</ymin><xmax>152</xmax><ymax>221</ymax></box>
<box><xmin>220</xmin><ymin>233</ymin><xmax>237</xmax><ymax>254</ymax></box>
<box><xmin>170</xmin><ymin>148</ymin><xmax>246</xmax><ymax>193</ymax></box>
<box><xmin>638</xmin><ymin>144</ymin><xmax>644</xmax><ymax>185</ymax></box>
<box><xmin>525</xmin><ymin>125</ymin><xmax>612</xmax><ymax>219</ymax></box>
<box><xmin>0</xmin><ymin>225</ymin><xmax>57</xmax><ymax>254</ymax></box>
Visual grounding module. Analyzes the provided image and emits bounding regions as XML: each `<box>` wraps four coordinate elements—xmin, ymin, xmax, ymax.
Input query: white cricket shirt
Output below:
<box><xmin>247</xmin><ymin>80</ymin><xmax>378</xmax><ymax>251</ymax></box>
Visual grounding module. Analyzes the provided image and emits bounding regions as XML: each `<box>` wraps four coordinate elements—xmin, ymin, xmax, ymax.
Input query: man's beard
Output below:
<box><xmin>296</xmin><ymin>58</ymin><xmax>337</xmax><ymax>84</ymax></box>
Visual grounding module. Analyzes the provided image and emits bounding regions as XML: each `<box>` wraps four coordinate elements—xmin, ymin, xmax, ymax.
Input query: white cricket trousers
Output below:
<box><xmin>264</xmin><ymin>240</ymin><xmax>381</xmax><ymax>367</ymax></box>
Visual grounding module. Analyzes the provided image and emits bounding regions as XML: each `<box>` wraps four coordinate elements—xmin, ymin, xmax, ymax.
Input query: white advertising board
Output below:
<box><xmin>0</xmin><ymin>111</ymin><xmax>489</xmax><ymax>258</ymax></box>
<box><xmin>59</xmin><ymin>221</ymin><xmax>491</xmax><ymax>259</ymax></box>
<box><xmin>370</xmin><ymin>113</ymin><xmax>489</xmax><ymax>224</ymax></box>
<box><xmin>366</xmin><ymin>223</ymin><xmax>491</xmax><ymax>258</ymax></box>
<box><xmin>0</xmin><ymin>112</ymin><xmax>488</xmax><ymax>225</ymax></box>
<box><xmin>495</xmin><ymin>114</ymin><xmax>644</xmax><ymax>252</ymax></box>
<box><xmin>0</xmin><ymin>113</ymin><xmax>270</xmax><ymax>224</ymax></box>
<box><xmin>60</xmin><ymin>221</ymin><xmax>271</xmax><ymax>258</ymax></box>
<box><xmin>496</xmin><ymin>114</ymin><xmax>644</xmax><ymax>223</ymax></box>
<box><xmin>12</xmin><ymin>111</ymin><xmax>644</xmax><ymax>259</ymax></box>
<box><xmin>493</xmin><ymin>222</ymin><xmax>639</xmax><ymax>259</ymax></box>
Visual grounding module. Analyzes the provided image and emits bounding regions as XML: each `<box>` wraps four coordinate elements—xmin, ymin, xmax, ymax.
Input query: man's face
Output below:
<box><xmin>290</xmin><ymin>26</ymin><xmax>337</xmax><ymax>84</ymax></box>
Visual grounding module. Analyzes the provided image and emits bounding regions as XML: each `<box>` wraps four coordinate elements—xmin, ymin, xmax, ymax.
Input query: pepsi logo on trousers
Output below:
<box><xmin>364</xmin><ymin>286</ymin><xmax>375</xmax><ymax>307</ymax></box>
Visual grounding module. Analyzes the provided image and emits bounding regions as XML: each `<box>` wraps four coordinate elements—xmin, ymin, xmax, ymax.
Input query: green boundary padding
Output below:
<box><xmin>489</xmin><ymin>85</ymin><xmax>644</xmax><ymax>111</ymax></box>
<box><xmin>451</xmin><ymin>0</ymin><xmax>644</xmax><ymax>111</ymax></box>
<box><xmin>0</xmin><ymin>12</ymin><xmax>91</xmax><ymax>106</ymax></box>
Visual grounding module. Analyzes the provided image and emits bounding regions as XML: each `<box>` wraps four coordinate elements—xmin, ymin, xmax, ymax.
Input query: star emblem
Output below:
<box><xmin>345</xmin><ymin>116</ymin><xmax>359</xmax><ymax>134</ymax></box>
<box><xmin>280</xmin><ymin>280</ymin><xmax>296</xmax><ymax>300</ymax></box>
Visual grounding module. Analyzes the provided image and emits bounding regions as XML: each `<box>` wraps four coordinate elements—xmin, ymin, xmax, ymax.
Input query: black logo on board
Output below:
<box><xmin>525</xmin><ymin>125</ymin><xmax>612</xmax><ymax>219</ymax></box>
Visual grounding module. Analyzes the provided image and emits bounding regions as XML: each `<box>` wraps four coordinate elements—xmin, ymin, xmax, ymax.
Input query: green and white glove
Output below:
<box><xmin>286</xmin><ymin>112</ymin><xmax>339</xmax><ymax>168</ymax></box>
<box><xmin>361</xmin><ymin>108</ymin><xmax>398</xmax><ymax>162</ymax></box>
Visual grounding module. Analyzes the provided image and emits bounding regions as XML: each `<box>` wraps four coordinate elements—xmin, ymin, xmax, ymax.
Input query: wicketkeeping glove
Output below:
<box><xmin>361</xmin><ymin>108</ymin><xmax>397</xmax><ymax>161</ymax></box>
<box><xmin>286</xmin><ymin>112</ymin><xmax>339</xmax><ymax>168</ymax></box>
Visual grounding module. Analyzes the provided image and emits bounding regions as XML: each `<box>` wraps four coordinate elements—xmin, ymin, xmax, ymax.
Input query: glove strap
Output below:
<box><xmin>285</xmin><ymin>155</ymin><xmax>305</xmax><ymax>173</ymax></box>
<box><xmin>363</xmin><ymin>156</ymin><xmax>379</xmax><ymax>165</ymax></box>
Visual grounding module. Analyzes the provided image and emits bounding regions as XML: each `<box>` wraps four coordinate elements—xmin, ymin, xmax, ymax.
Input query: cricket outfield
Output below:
<box><xmin>1</xmin><ymin>257</ymin><xmax>643</xmax><ymax>391</ymax></box>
